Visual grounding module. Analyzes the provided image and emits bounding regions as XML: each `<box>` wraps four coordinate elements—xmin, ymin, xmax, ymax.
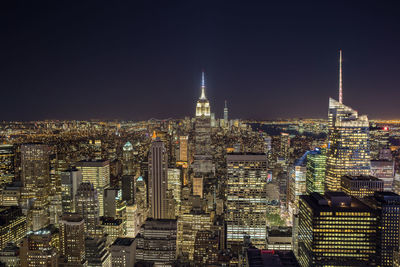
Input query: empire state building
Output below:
<box><xmin>193</xmin><ymin>72</ymin><xmax>214</xmax><ymax>174</ymax></box>
<box><xmin>196</xmin><ymin>72</ymin><xmax>211</xmax><ymax>117</ymax></box>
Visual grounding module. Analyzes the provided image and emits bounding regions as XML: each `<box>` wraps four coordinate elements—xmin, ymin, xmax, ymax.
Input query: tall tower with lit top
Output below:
<box><xmin>193</xmin><ymin>72</ymin><xmax>213</xmax><ymax>174</ymax></box>
<box><xmin>195</xmin><ymin>71</ymin><xmax>211</xmax><ymax>117</ymax></box>
<box><xmin>325</xmin><ymin>50</ymin><xmax>371</xmax><ymax>192</ymax></box>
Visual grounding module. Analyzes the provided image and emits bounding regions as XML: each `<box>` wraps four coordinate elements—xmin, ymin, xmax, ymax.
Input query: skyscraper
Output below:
<box><xmin>193</xmin><ymin>72</ymin><xmax>214</xmax><ymax>174</ymax></box>
<box><xmin>298</xmin><ymin>192</ymin><xmax>377</xmax><ymax>266</ymax></box>
<box><xmin>75</xmin><ymin>182</ymin><xmax>102</xmax><ymax>238</ymax></box>
<box><xmin>148</xmin><ymin>134</ymin><xmax>168</xmax><ymax>219</ymax></box>
<box><xmin>122</xmin><ymin>141</ymin><xmax>134</xmax><ymax>176</ymax></box>
<box><xmin>325</xmin><ymin>98</ymin><xmax>371</xmax><ymax>191</ymax></box>
<box><xmin>306</xmin><ymin>148</ymin><xmax>326</xmax><ymax>194</ymax></box>
<box><xmin>76</xmin><ymin>160</ymin><xmax>110</xmax><ymax>216</ymax></box>
<box><xmin>224</xmin><ymin>100</ymin><xmax>228</xmax><ymax>123</ymax></box>
<box><xmin>226</xmin><ymin>153</ymin><xmax>268</xmax><ymax>250</ymax></box>
<box><xmin>21</xmin><ymin>144</ymin><xmax>51</xmax><ymax>231</ymax></box>
<box><xmin>325</xmin><ymin>51</ymin><xmax>371</xmax><ymax>191</ymax></box>
<box><xmin>178</xmin><ymin>136</ymin><xmax>188</xmax><ymax>162</ymax></box>
<box><xmin>364</xmin><ymin>192</ymin><xmax>400</xmax><ymax>267</ymax></box>
<box><xmin>0</xmin><ymin>144</ymin><xmax>15</xmax><ymax>187</ymax></box>
<box><xmin>60</xmin><ymin>168</ymin><xmax>82</xmax><ymax>213</ymax></box>
<box><xmin>59</xmin><ymin>213</ymin><xmax>86</xmax><ymax>266</ymax></box>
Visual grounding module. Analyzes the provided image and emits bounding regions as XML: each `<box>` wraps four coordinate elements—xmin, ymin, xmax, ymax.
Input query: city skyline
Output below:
<box><xmin>2</xmin><ymin>1</ymin><xmax>400</xmax><ymax>121</ymax></box>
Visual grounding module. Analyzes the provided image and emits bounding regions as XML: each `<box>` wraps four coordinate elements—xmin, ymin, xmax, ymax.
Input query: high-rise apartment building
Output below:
<box><xmin>148</xmin><ymin>136</ymin><xmax>168</xmax><ymax>219</ymax></box>
<box><xmin>298</xmin><ymin>192</ymin><xmax>377</xmax><ymax>266</ymax></box>
<box><xmin>226</xmin><ymin>153</ymin><xmax>268</xmax><ymax>250</ymax></box>
<box><xmin>76</xmin><ymin>160</ymin><xmax>110</xmax><ymax>216</ymax></box>
<box><xmin>59</xmin><ymin>213</ymin><xmax>86</xmax><ymax>266</ymax></box>
<box><xmin>306</xmin><ymin>148</ymin><xmax>326</xmax><ymax>194</ymax></box>
<box><xmin>325</xmin><ymin>98</ymin><xmax>371</xmax><ymax>191</ymax></box>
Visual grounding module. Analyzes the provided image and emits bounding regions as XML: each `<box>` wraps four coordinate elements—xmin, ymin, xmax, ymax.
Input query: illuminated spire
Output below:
<box><xmin>225</xmin><ymin>100</ymin><xmax>227</xmax><ymax>108</ymax></box>
<box><xmin>339</xmin><ymin>49</ymin><xmax>343</xmax><ymax>104</ymax></box>
<box><xmin>152</xmin><ymin>131</ymin><xmax>157</xmax><ymax>140</ymax></box>
<box><xmin>200</xmin><ymin>71</ymin><xmax>206</xmax><ymax>100</ymax></box>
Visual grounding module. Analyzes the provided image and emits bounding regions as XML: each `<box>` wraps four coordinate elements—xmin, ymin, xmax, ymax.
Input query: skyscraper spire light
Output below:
<box><xmin>339</xmin><ymin>49</ymin><xmax>343</xmax><ymax>104</ymax></box>
<box><xmin>200</xmin><ymin>71</ymin><xmax>206</xmax><ymax>100</ymax></box>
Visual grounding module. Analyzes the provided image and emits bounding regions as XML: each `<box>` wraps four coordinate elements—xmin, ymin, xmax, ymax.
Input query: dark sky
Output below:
<box><xmin>1</xmin><ymin>0</ymin><xmax>400</xmax><ymax>121</ymax></box>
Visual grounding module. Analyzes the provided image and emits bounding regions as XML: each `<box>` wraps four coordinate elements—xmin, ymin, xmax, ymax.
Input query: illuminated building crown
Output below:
<box><xmin>196</xmin><ymin>71</ymin><xmax>211</xmax><ymax>117</ymax></box>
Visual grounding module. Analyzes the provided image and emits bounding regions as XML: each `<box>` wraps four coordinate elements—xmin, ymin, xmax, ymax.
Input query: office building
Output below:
<box><xmin>287</xmin><ymin>163</ymin><xmax>307</xmax><ymax>222</ymax></box>
<box><xmin>298</xmin><ymin>192</ymin><xmax>377</xmax><ymax>266</ymax></box>
<box><xmin>266</xmin><ymin>227</ymin><xmax>293</xmax><ymax>251</ymax></box>
<box><xmin>0</xmin><ymin>243</ymin><xmax>20</xmax><ymax>267</ymax></box>
<box><xmin>148</xmin><ymin>135</ymin><xmax>168</xmax><ymax>219</ymax></box>
<box><xmin>121</xmin><ymin>175</ymin><xmax>135</xmax><ymax>202</ymax></box>
<box><xmin>122</xmin><ymin>141</ymin><xmax>135</xmax><ymax>176</ymax></box>
<box><xmin>177</xmin><ymin>211</ymin><xmax>212</xmax><ymax>260</ymax></box>
<box><xmin>0</xmin><ymin>206</ymin><xmax>26</xmax><ymax>250</ymax></box>
<box><xmin>192</xmin><ymin>176</ymin><xmax>203</xmax><ymax>198</ymax></box>
<box><xmin>0</xmin><ymin>145</ymin><xmax>15</xmax><ymax>187</ymax></box>
<box><xmin>306</xmin><ymin>148</ymin><xmax>326</xmax><ymax>194</ymax></box>
<box><xmin>135</xmin><ymin>218</ymin><xmax>177</xmax><ymax>265</ymax></box>
<box><xmin>167</xmin><ymin>168</ymin><xmax>181</xmax><ymax>217</ymax></box>
<box><xmin>364</xmin><ymin>192</ymin><xmax>400</xmax><ymax>266</ymax></box>
<box><xmin>226</xmin><ymin>153</ymin><xmax>268</xmax><ymax>250</ymax></box>
<box><xmin>85</xmin><ymin>237</ymin><xmax>112</xmax><ymax>267</ymax></box>
<box><xmin>179</xmin><ymin>136</ymin><xmax>188</xmax><ymax>162</ymax></box>
<box><xmin>100</xmin><ymin>217</ymin><xmax>124</xmax><ymax>245</ymax></box>
<box><xmin>21</xmin><ymin>144</ymin><xmax>50</xmax><ymax>231</ymax></box>
<box><xmin>325</xmin><ymin>98</ymin><xmax>371</xmax><ymax>192</ymax></box>
<box><xmin>20</xmin><ymin>226</ymin><xmax>59</xmax><ymax>267</ymax></box>
<box><xmin>76</xmin><ymin>160</ymin><xmax>110</xmax><ymax>217</ymax></box>
<box><xmin>371</xmin><ymin>160</ymin><xmax>395</xmax><ymax>191</ymax></box>
<box><xmin>279</xmin><ymin>133</ymin><xmax>290</xmax><ymax>160</ymax></box>
<box><xmin>75</xmin><ymin>182</ymin><xmax>102</xmax><ymax>238</ymax></box>
<box><xmin>59</xmin><ymin>213</ymin><xmax>86</xmax><ymax>266</ymax></box>
<box><xmin>193</xmin><ymin>230</ymin><xmax>219</xmax><ymax>265</ymax></box>
<box><xmin>60</xmin><ymin>168</ymin><xmax>82</xmax><ymax>213</ymax></box>
<box><xmin>109</xmin><ymin>238</ymin><xmax>135</xmax><ymax>267</ymax></box>
<box><xmin>341</xmin><ymin>175</ymin><xmax>384</xmax><ymax>198</ymax></box>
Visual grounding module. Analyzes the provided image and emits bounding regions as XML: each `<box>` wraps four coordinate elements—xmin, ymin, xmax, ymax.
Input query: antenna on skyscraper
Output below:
<box><xmin>200</xmin><ymin>70</ymin><xmax>206</xmax><ymax>99</ymax></box>
<box><xmin>339</xmin><ymin>49</ymin><xmax>343</xmax><ymax>104</ymax></box>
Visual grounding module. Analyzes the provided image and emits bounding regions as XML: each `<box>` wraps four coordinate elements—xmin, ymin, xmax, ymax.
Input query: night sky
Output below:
<box><xmin>2</xmin><ymin>1</ymin><xmax>400</xmax><ymax>121</ymax></box>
